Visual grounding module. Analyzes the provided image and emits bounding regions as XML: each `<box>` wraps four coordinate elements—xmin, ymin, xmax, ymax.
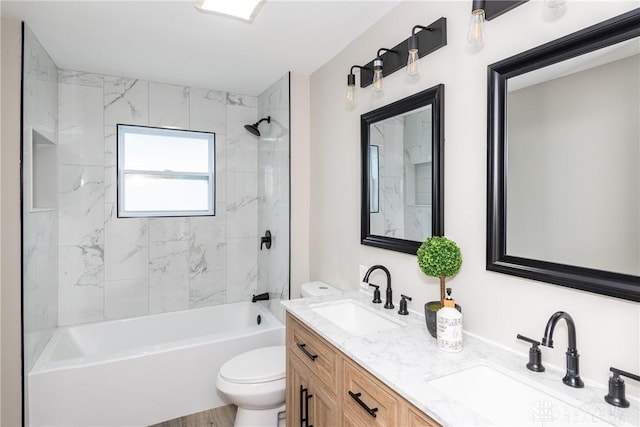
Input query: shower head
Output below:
<box><xmin>244</xmin><ymin>116</ymin><xmax>271</xmax><ymax>137</ymax></box>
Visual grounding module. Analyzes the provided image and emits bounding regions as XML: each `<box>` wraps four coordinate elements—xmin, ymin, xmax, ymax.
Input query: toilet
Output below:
<box><xmin>300</xmin><ymin>281</ymin><xmax>342</xmax><ymax>298</ymax></box>
<box><xmin>216</xmin><ymin>282</ymin><xmax>341</xmax><ymax>427</ymax></box>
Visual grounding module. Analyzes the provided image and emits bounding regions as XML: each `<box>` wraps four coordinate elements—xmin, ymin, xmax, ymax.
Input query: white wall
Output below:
<box><xmin>290</xmin><ymin>72</ymin><xmax>311</xmax><ymax>296</ymax></box>
<box><xmin>1</xmin><ymin>15</ymin><xmax>24</xmax><ymax>427</ymax></box>
<box><xmin>308</xmin><ymin>0</ymin><xmax>640</xmax><ymax>397</ymax></box>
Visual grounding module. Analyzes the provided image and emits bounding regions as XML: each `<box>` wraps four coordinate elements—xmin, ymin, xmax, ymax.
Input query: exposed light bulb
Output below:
<box><xmin>407</xmin><ymin>32</ymin><xmax>420</xmax><ymax>77</ymax></box>
<box><xmin>407</xmin><ymin>49</ymin><xmax>419</xmax><ymax>77</ymax></box>
<box><xmin>346</xmin><ymin>84</ymin><xmax>355</xmax><ymax>110</ymax></box>
<box><xmin>373</xmin><ymin>58</ymin><xmax>383</xmax><ymax>93</ymax></box>
<box><xmin>467</xmin><ymin>9</ymin><xmax>485</xmax><ymax>47</ymax></box>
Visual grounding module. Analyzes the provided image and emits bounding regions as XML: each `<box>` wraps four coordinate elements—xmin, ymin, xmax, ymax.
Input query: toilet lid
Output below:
<box><xmin>219</xmin><ymin>346</ymin><xmax>286</xmax><ymax>384</ymax></box>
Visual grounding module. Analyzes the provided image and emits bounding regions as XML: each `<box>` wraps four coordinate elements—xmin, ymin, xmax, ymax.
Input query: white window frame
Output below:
<box><xmin>117</xmin><ymin>124</ymin><xmax>216</xmax><ymax>218</ymax></box>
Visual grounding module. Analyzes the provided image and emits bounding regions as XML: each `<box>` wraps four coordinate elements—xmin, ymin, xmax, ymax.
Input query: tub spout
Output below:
<box><xmin>252</xmin><ymin>292</ymin><xmax>270</xmax><ymax>303</ymax></box>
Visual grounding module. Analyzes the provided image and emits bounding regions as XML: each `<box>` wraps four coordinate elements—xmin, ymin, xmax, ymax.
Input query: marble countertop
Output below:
<box><xmin>282</xmin><ymin>291</ymin><xmax>640</xmax><ymax>427</ymax></box>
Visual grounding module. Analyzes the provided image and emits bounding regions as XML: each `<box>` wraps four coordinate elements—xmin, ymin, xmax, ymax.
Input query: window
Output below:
<box><xmin>117</xmin><ymin>125</ymin><xmax>215</xmax><ymax>217</ymax></box>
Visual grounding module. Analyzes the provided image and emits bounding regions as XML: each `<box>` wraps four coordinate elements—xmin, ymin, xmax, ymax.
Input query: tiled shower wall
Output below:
<box><xmin>57</xmin><ymin>70</ymin><xmax>263</xmax><ymax>325</ymax></box>
<box><xmin>369</xmin><ymin>114</ymin><xmax>431</xmax><ymax>242</ymax></box>
<box><xmin>22</xmin><ymin>26</ymin><xmax>59</xmax><ymax>371</ymax></box>
<box><xmin>257</xmin><ymin>74</ymin><xmax>290</xmax><ymax>322</ymax></box>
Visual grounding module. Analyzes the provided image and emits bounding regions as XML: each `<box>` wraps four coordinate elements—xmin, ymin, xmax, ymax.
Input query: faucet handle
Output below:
<box><xmin>517</xmin><ymin>334</ymin><xmax>545</xmax><ymax>372</ymax></box>
<box><xmin>398</xmin><ymin>295</ymin><xmax>412</xmax><ymax>315</ymax></box>
<box><xmin>605</xmin><ymin>367</ymin><xmax>640</xmax><ymax>408</ymax></box>
<box><xmin>368</xmin><ymin>284</ymin><xmax>382</xmax><ymax>304</ymax></box>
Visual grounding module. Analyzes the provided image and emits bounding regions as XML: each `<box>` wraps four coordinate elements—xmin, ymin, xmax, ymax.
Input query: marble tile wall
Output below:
<box><xmin>22</xmin><ymin>26</ymin><xmax>59</xmax><ymax>372</ymax></box>
<box><xmin>369</xmin><ymin>113</ymin><xmax>431</xmax><ymax>242</ymax></box>
<box><xmin>257</xmin><ymin>74</ymin><xmax>290</xmax><ymax>323</ymax></box>
<box><xmin>404</xmin><ymin>111</ymin><xmax>432</xmax><ymax>241</ymax></box>
<box><xmin>57</xmin><ymin>69</ymin><xmax>266</xmax><ymax>325</ymax></box>
<box><xmin>371</xmin><ymin>119</ymin><xmax>405</xmax><ymax>238</ymax></box>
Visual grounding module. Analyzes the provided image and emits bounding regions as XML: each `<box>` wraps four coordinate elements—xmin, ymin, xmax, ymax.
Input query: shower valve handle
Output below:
<box><xmin>260</xmin><ymin>230</ymin><xmax>272</xmax><ymax>250</ymax></box>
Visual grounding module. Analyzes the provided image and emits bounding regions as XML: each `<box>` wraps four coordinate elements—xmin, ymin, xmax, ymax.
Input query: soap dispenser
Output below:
<box><xmin>436</xmin><ymin>288</ymin><xmax>463</xmax><ymax>352</ymax></box>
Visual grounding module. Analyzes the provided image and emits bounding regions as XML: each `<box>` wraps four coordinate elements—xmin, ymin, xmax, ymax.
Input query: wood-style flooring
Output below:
<box><xmin>149</xmin><ymin>405</ymin><xmax>237</xmax><ymax>427</ymax></box>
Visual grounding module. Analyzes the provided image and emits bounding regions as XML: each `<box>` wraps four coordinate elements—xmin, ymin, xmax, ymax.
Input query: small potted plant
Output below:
<box><xmin>417</xmin><ymin>236</ymin><xmax>462</xmax><ymax>337</ymax></box>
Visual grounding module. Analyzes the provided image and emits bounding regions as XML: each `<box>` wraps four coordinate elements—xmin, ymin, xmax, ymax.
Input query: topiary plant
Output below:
<box><xmin>417</xmin><ymin>236</ymin><xmax>462</xmax><ymax>307</ymax></box>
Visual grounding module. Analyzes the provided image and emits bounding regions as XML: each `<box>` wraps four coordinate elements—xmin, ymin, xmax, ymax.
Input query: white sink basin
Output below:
<box><xmin>310</xmin><ymin>300</ymin><xmax>405</xmax><ymax>336</ymax></box>
<box><xmin>428</xmin><ymin>364</ymin><xmax>612</xmax><ymax>426</ymax></box>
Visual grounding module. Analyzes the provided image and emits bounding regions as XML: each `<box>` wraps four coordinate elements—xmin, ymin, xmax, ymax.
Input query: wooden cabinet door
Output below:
<box><xmin>404</xmin><ymin>403</ymin><xmax>440</xmax><ymax>427</ymax></box>
<box><xmin>286</xmin><ymin>355</ymin><xmax>303</xmax><ymax>427</ymax></box>
<box><xmin>287</xmin><ymin>356</ymin><xmax>339</xmax><ymax>427</ymax></box>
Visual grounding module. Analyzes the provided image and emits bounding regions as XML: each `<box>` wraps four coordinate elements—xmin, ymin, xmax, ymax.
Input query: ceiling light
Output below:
<box><xmin>195</xmin><ymin>0</ymin><xmax>265</xmax><ymax>22</ymax></box>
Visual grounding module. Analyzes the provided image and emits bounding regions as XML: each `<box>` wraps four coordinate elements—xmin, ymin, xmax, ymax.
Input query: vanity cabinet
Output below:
<box><xmin>286</xmin><ymin>313</ymin><xmax>440</xmax><ymax>427</ymax></box>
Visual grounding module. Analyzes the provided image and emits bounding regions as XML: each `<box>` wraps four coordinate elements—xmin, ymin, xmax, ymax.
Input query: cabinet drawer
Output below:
<box><xmin>343</xmin><ymin>359</ymin><xmax>398</xmax><ymax>426</ymax></box>
<box><xmin>286</xmin><ymin>313</ymin><xmax>339</xmax><ymax>394</ymax></box>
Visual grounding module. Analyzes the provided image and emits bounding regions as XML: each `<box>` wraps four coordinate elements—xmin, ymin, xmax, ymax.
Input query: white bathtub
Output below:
<box><xmin>28</xmin><ymin>301</ymin><xmax>285</xmax><ymax>427</ymax></box>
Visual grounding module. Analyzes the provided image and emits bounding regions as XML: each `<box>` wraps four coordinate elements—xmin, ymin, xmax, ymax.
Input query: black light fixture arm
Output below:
<box><xmin>409</xmin><ymin>25</ymin><xmax>434</xmax><ymax>53</ymax></box>
<box><xmin>350</xmin><ymin>65</ymin><xmax>368</xmax><ymax>74</ymax></box>
<box><xmin>376</xmin><ymin>47</ymin><xmax>398</xmax><ymax>59</ymax></box>
<box><xmin>412</xmin><ymin>25</ymin><xmax>433</xmax><ymax>36</ymax></box>
<box><xmin>348</xmin><ymin>65</ymin><xmax>370</xmax><ymax>86</ymax></box>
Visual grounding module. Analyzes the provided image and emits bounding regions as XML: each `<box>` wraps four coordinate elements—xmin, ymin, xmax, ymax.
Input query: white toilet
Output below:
<box><xmin>300</xmin><ymin>281</ymin><xmax>342</xmax><ymax>298</ymax></box>
<box><xmin>216</xmin><ymin>282</ymin><xmax>341</xmax><ymax>427</ymax></box>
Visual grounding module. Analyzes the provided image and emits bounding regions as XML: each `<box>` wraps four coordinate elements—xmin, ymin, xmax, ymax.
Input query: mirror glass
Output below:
<box><xmin>361</xmin><ymin>85</ymin><xmax>444</xmax><ymax>254</ymax></box>
<box><xmin>487</xmin><ymin>10</ymin><xmax>640</xmax><ymax>301</ymax></box>
<box><xmin>506</xmin><ymin>41</ymin><xmax>639</xmax><ymax>276</ymax></box>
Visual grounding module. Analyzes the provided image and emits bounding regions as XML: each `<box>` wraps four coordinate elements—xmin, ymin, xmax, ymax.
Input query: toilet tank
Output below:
<box><xmin>300</xmin><ymin>281</ymin><xmax>341</xmax><ymax>298</ymax></box>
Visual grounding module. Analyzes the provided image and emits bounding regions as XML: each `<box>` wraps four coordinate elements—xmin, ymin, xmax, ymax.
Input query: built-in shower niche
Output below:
<box><xmin>30</xmin><ymin>128</ymin><xmax>57</xmax><ymax>211</ymax></box>
<box><xmin>404</xmin><ymin>160</ymin><xmax>432</xmax><ymax>242</ymax></box>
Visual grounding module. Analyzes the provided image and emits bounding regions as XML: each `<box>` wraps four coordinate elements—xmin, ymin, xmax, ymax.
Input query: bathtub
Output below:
<box><xmin>28</xmin><ymin>301</ymin><xmax>285</xmax><ymax>427</ymax></box>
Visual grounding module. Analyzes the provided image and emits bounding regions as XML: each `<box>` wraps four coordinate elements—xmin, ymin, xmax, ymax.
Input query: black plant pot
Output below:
<box><xmin>424</xmin><ymin>301</ymin><xmax>462</xmax><ymax>338</ymax></box>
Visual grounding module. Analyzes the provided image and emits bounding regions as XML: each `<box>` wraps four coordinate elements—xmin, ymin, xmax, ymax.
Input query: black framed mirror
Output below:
<box><xmin>487</xmin><ymin>9</ymin><xmax>640</xmax><ymax>302</ymax></box>
<box><xmin>361</xmin><ymin>84</ymin><xmax>444</xmax><ymax>254</ymax></box>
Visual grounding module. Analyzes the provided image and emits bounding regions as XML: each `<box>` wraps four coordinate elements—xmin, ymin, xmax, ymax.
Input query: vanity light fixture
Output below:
<box><xmin>373</xmin><ymin>48</ymin><xmax>398</xmax><ymax>93</ymax></box>
<box><xmin>194</xmin><ymin>0</ymin><xmax>265</xmax><ymax>22</ymax></box>
<box><xmin>467</xmin><ymin>1</ymin><xmax>529</xmax><ymax>49</ymax></box>
<box><xmin>359</xmin><ymin>17</ymin><xmax>447</xmax><ymax>88</ymax></box>
<box><xmin>346</xmin><ymin>65</ymin><xmax>369</xmax><ymax>110</ymax></box>
<box><xmin>407</xmin><ymin>25</ymin><xmax>433</xmax><ymax>77</ymax></box>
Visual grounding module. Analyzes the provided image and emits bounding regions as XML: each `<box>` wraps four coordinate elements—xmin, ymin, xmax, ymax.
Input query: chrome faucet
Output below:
<box><xmin>541</xmin><ymin>311</ymin><xmax>584</xmax><ymax>388</ymax></box>
<box><xmin>363</xmin><ymin>265</ymin><xmax>393</xmax><ymax>309</ymax></box>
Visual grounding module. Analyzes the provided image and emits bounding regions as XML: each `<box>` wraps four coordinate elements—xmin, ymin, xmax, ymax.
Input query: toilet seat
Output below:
<box><xmin>219</xmin><ymin>345</ymin><xmax>285</xmax><ymax>384</ymax></box>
